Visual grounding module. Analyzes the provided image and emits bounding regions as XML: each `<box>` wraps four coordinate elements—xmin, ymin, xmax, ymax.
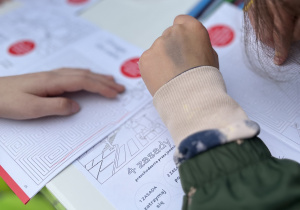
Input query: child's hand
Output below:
<box><xmin>139</xmin><ymin>15</ymin><xmax>219</xmax><ymax>96</ymax></box>
<box><xmin>0</xmin><ymin>68</ymin><xmax>125</xmax><ymax>120</ymax></box>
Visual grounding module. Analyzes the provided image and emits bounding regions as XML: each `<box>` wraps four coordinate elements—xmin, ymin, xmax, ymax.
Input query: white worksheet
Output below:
<box><xmin>73</xmin><ymin>4</ymin><xmax>300</xmax><ymax>210</ymax></box>
<box><xmin>74</xmin><ymin>104</ymin><xmax>184</xmax><ymax>210</ymax></box>
<box><xmin>0</xmin><ymin>7</ymin><xmax>151</xmax><ymax>204</ymax></box>
<box><xmin>203</xmin><ymin>3</ymin><xmax>300</xmax><ymax>162</ymax></box>
<box><xmin>0</xmin><ymin>6</ymin><xmax>98</xmax><ymax>76</ymax></box>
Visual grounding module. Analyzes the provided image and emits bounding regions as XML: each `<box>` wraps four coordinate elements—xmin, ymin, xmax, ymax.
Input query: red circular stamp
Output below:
<box><xmin>67</xmin><ymin>0</ymin><xmax>89</xmax><ymax>4</ymax></box>
<box><xmin>208</xmin><ymin>25</ymin><xmax>235</xmax><ymax>47</ymax></box>
<box><xmin>8</xmin><ymin>40</ymin><xmax>35</xmax><ymax>56</ymax></box>
<box><xmin>121</xmin><ymin>57</ymin><xmax>141</xmax><ymax>78</ymax></box>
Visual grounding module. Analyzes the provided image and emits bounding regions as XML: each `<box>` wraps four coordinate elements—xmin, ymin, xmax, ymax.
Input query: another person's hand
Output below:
<box><xmin>0</xmin><ymin>68</ymin><xmax>125</xmax><ymax>120</ymax></box>
<box><xmin>246</xmin><ymin>0</ymin><xmax>300</xmax><ymax>65</ymax></box>
<box><xmin>139</xmin><ymin>15</ymin><xmax>219</xmax><ymax>96</ymax></box>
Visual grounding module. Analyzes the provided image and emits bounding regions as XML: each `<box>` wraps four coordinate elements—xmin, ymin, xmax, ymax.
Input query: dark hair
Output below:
<box><xmin>243</xmin><ymin>0</ymin><xmax>300</xmax><ymax>81</ymax></box>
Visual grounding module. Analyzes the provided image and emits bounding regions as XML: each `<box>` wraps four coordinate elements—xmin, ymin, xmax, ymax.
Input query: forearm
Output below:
<box><xmin>138</xmin><ymin>13</ymin><xmax>300</xmax><ymax>208</ymax></box>
<box><xmin>153</xmin><ymin>66</ymin><xmax>300</xmax><ymax>209</ymax></box>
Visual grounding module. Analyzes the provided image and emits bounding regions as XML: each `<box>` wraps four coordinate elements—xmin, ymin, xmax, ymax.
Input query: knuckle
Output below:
<box><xmin>54</xmin><ymin>67</ymin><xmax>67</xmax><ymax>72</ymax></box>
<box><xmin>194</xmin><ymin>21</ymin><xmax>207</xmax><ymax>34</ymax></box>
<box><xmin>140</xmin><ymin>39</ymin><xmax>163</xmax><ymax>62</ymax></box>
<box><xmin>173</xmin><ymin>15</ymin><xmax>187</xmax><ymax>24</ymax></box>
<box><xmin>78</xmin><ymin>70</ymin><xmax>90</xmax><ymax>77</ymax></box>
<box><xmin>162</xmin><ymin>27</ymin><xmax>172</xmax><ymax>37</ymax></box>
<box><xmin>171</xmin><ymin>24</ymin><xmax>184</xmax><ymax>34</ymax></box>
<box><xmin>197</xmin><ymin>26</ymin><xmax>210</xmax><ymax>40</ymax></box>
<box><xmin>105</xmin><ymin>75</ymin><xmax>115</xmax><ymax>81</ymax></box>
<box><xmin>73</xmin><ymin>77</ymin><xmax>85</xmax><ymax>86</ymax></box>
<box><xmin>56</xmin><ymin>98</ymin><xmax>71</xmax><ymax>111</ymax></box>
<box><xmin>25</xmin><ymin>101</ymin><xmax>43</xmax><ymax>119</ymax></box>
<box><xmin>152</xmin><ymin>36</ymin><xmax>166</xmax><ymax>48</ymax></box>
<box><xmin>174</xmin><ymin>15</ymin><xmax>199</xmax><ymax>26</ymax></box>
<box><xmin>101</xmin><ymin>87</ymin><xmax>116</xmax><ymax>97</ymax></box>
<box><xmin>174</xmin><ymin>15</ymin><xmax>207</xmax><ymax>35</ymax></box>
<box><xmin>21</xmin><ymin>108</ymin><xmax>36</xmax><ymax>119</ymax></box>
<box><xmin>73</xmin><ymin>74</ymin><xmax>89</xmax><ymax>84</ymax></box>
<box><xmin>83</xmin><ymin>68</ymin><xmax>91</xmax><ymax>72</ymax></box>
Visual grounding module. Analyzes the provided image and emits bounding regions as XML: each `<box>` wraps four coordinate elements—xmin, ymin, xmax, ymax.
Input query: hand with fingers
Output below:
<box><xmin>138</xmin><ymin>14</ymin><xmax>300</xmax><ymax>210</ymax></box>
<box><xmin>139</xmin><ymin>15</ymin><xmax>219</xmax><ymax>96</ymax></box>
<box><xmin>245</xmin><ymin>0</ymin><xmax>300</xmax><ymax>65</ymax></box>
<box><xmin>0</xmin><ymin>68</ymin><xmax>125</xmax><ymax>120</ymax></box>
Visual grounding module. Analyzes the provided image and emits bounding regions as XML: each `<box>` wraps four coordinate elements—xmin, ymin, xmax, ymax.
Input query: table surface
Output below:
<box><xmin>0</xmin><ymin>0</ymin><xmax>200</xmax><ymax>209</ymax></box>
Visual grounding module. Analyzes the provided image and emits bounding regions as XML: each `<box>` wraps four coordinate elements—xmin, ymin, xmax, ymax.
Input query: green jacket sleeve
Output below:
<box><xmin>179</xmin><ymin>137</ymin><xmax>300</xmax><ymax>210</ymax></box>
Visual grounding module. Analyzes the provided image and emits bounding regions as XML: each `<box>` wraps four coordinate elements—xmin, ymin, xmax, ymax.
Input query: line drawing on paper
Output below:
<box><xmin>78</xmin><ymin>105</ymin><xmax>166</xmax><ymax>184</ymax></box>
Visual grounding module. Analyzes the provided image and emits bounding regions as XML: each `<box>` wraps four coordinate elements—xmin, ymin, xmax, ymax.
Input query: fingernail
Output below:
<box><xmin>71</xmin><ymin>102</ymin><xmax>80</xmax><ymax>113</ymax></box>
<box><xmin>274</xmin><ymin>51</ymin><xmax>283</xmax><ymax>65</ymax></box>
<box><xmin>274</xmin><ymin>56</ymin><xmax>285</xmax><ymax>65</ymax></box>
<box><xmin>274</xmin><ymin>56</ymin><xmax>282</xmax><ymax>65</ymax></box>
<box><xmin>119</xmin><ymin>85</ymin><xmax>126</xmax><ymax>92</ymax></box>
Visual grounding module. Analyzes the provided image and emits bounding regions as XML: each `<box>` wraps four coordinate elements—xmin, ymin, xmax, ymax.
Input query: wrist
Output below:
<box><xmin>153</xmin><ymin>66</ymin><xmax>249</xmax><ymax>146</ymax></box>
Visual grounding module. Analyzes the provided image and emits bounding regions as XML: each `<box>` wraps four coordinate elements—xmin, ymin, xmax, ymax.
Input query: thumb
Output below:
<box><xmin>28</xmin><ymin>96</ymin><xmax>80</xmax><ymax>119</ymax></box>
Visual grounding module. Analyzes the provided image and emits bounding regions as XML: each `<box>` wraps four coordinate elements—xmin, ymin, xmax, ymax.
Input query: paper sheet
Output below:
<box><xmin>202</xmin><ymin>3</ymin><xmax>300</xmax><ymax>161</ymax></box>
<box><xmin>74</xmin><ymin>104</ymin><xmax>184</xmax><ymax>210</ymax></box>
<box><xmin>0</xmin><ymin>6</ymin><xmax>99</xmax><ymax>76</ymax></box>
<box><xmin>0</xmin><ymin>6</ymin><xmax>151</xmax><ymax>204</ymax></box>
<box><xmin>73</xmin><ymin>3</ymin><xmax>300</xmax><ymax>210</ymax></box>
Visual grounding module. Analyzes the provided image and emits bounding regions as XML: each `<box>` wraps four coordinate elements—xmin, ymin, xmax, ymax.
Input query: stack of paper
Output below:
<box><xmin>0</xmin><ymin>2</ymin><xmax>299</xmax><ymax>210</ymax></box>
<box><xmin>0</xmin><ymin>1</ymin><xmax>151</xmax><ymax>204</ymax></box>
<box><xmin>72</xmin><ymin>3</ymin><xmax>300</xmax><ymax>210</ymax></box>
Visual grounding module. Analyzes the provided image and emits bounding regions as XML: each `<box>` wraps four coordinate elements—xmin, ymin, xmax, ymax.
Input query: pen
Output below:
<box><xmin>199</xmin><ymin>0</ymin><xmax>224</xmax><ymax>21</ymax></box>
<box><xmin>187</xmin><ymin>0</ymin><xmax>213</xmax><ymax>18</ymax></box>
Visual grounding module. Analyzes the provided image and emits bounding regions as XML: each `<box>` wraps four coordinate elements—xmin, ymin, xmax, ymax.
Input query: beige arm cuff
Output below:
<box><xmin>153</xmin><ymin>66</ymin><xmax>249</xmax><ymax>146</ymax></box>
